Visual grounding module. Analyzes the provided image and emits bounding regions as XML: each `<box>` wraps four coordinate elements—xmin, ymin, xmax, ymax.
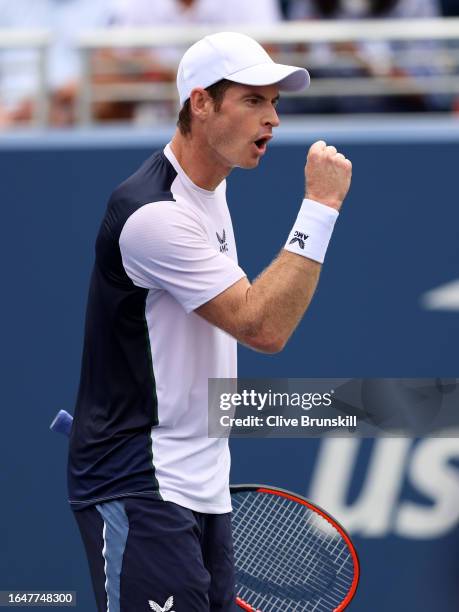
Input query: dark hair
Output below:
<box><xmin>177</xmin><ymin>79</ymin><xmax>236</xmax><ymax>136</ymax></box>
<box><xmin>313</xmin><ymin>0</ymin><xmax>398</xmax><ymax>17</ymax></box>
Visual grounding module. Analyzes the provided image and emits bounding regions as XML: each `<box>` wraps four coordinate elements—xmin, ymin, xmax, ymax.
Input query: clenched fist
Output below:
<box><xmin>305</xmin><ymin>141</ymin><xmax>352</xmax><ymax>211</ymax></box>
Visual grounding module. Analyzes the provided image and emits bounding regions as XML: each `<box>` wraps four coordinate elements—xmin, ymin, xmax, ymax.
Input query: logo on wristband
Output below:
<box><xmin>289</xmin><ymin>231</ymin><xmax>309</xmax><ymax>250</ymax></box>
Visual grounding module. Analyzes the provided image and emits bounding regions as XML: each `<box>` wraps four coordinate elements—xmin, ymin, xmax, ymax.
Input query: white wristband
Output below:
<box><xmin>284</xmin><ymin>199</ymin><xmax>339</xmax><ymax>264</ymax></box>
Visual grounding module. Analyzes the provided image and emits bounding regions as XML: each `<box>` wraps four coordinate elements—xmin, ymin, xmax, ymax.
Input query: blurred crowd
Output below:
<box><xmin>0</xmin><ymin>0</ymin><xmax>458</xmax><ymax>127</ymax></box>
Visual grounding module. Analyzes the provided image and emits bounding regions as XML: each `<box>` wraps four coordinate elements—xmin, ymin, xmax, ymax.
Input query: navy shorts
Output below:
<box><xmin>74</xmin><ymin>497</ymin><xmax>237</xmax><ymax>612</ymax></box>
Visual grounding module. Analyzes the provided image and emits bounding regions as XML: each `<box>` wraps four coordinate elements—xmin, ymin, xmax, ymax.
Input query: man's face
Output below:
<box><xmin>204</xmin><ymin>83</ymin><xmax>280</xmax><ymax>170</ymax></box>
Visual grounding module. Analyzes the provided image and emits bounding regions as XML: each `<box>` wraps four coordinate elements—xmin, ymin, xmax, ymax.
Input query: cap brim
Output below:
<box><xmin>225</xmin><ymin>62</ymin><xmax>310</xmax><ymax>92</ymax></box>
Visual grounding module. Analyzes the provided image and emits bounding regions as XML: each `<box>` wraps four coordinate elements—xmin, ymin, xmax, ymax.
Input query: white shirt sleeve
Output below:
<box><xmin>222</xmin><ymin>0</ymin><xmax>282</xmax><ymax>23</ymax></box>
<box><xmin>119</xmin><ymin>200</ymin><xmax>247</xmax><ymax>313</ymax></box>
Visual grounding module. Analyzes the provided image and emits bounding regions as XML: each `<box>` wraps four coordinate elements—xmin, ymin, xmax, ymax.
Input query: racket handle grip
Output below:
<box><xmin>50</xmin><ymin>410</ymin><xmax>73</xmax><ymax>437</ymax></box>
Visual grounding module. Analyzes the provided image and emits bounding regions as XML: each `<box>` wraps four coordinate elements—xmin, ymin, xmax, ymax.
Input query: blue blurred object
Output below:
<box><xmin>49</xmin><ymin>410</ymin><xmax>73</xmax><ymax>437</ymax></box>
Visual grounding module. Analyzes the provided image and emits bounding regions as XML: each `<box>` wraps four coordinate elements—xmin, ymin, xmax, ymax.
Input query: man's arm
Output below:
<box><xmin>196</xmin><ymin>252</ymin><xmax>320</xmax><ymax>353</ymax></box>
<box><xmin>196</xmin><ymin>140</ymin><xmax>352</xmax><ymax>353</ymax></box>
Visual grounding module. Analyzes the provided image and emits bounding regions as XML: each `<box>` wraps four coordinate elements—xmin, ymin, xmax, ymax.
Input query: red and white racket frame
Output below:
<box><xmin>230</xmin><ymin>484</ymin><xmax>360</xmax><ymax>612</ymax></box>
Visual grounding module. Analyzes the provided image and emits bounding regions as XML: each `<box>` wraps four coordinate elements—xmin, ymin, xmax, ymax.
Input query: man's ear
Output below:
<box><xmin>189</xmin><ymin>88</ymin><xmax>213</xmax><ymax>121</ymax></box>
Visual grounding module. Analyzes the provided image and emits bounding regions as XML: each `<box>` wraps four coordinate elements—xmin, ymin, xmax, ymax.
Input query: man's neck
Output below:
<box><xmin>170</xmin><ymin>130</ymin><xmax>231</xmax><ymax>191</ymax></box>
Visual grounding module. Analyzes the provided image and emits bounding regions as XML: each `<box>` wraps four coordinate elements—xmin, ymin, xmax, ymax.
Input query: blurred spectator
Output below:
<box><xmin>279</xmin><ymin>0</ymin><xmax>293</xmax><ymax>18</ymax></box>
<box><xmin>113</xmin><ymin>0</ymin><xmax>282</xmax><ymax>29</ymax></box>
<box><xmin>100</xmin><ymin>0</ymin><xmax>283</xmax><ymax>123</ymax></box>
<box><xmin>289</xmin><ymin>0</ymin><xmax>439</xmax><ymax>20</ymax></box>
<box><xmin>0</xmin><ymin>0</ymin><xmax>114</xmax><ymax>127</ymax></box>
<box><xmin>285</xmin><ymin>0</ymin><xmax>449</xmax><ymax>114</ymax></box>
<box><xmin>440</xmin><ymin>0</ymin><xmax>459</xmax><ymax>16</ymax></box>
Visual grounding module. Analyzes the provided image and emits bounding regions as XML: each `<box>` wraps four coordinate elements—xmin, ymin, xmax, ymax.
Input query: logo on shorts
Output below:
<box><xmin>216</xmin><ymin>229</ymin><xmax>228</xmax><ymax>253</ymax></box>
<box><xmin>148</xmin><ymin>596</ymin><xmax>175</xmax><ymax>612</ymax></box>
<box><xmin>289</xmin><ymin>231</ymin><xmax>309</xmax><ymax>250</ymax></box>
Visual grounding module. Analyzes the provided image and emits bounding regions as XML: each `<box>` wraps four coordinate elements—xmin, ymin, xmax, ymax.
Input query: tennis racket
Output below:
<box><xmin>51</xmin><ymin>411</ymin><xmax>359</xmax><ymax>611</ymax></box>
<box><xmin>230</xmin><ymin>485</ymin><xmax>359</xmax><ymax>611</ymax></box>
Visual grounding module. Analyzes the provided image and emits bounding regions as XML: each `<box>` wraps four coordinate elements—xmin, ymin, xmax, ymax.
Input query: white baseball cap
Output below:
<box><xmin>177</xmin><ymin>31</ymin><xmax>310</xmax><ymax>105</ymax></box>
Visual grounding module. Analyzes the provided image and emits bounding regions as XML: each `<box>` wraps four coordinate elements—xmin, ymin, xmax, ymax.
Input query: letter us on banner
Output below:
<box><xmin>208</xmin><ymin>378</ymin><xmax>459</xmax><ymax>438</ymax></box>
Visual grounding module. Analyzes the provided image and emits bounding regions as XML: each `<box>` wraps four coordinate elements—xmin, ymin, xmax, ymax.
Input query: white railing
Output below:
<box><xmin>79</xmin><ymin>19</ymin><xmax>459</xmax><ymax>46</ymax></box>
<box><xmin>0</xmin><ymin>29</ymin><xmax>51</xmax><ymax>127</ymax></box>
<box><xmin>76</xmin><ymin>19</ymin><xmax>459</xmax><ymax>125</ymax></box>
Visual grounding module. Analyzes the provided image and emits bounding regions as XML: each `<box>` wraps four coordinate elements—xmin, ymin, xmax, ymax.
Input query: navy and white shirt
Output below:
<box><xmin>68</xmin><ymin>144</ymin><xmax>246</xmax><ymax>513</ymax></box>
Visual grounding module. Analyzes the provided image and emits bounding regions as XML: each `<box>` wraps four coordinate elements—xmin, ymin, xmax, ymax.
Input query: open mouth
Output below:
<box><xmin>253</xmin><ymin>136</ymin><xmax>271</xmax><ymax>153</ymax></box>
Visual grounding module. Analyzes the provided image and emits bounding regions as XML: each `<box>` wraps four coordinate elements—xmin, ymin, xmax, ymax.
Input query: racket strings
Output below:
<box><xmin>234</xmin><ymin>494</ymin><xmax>335</xmax><ymax>587</ymax></box>
<box><xmin>231</xmin><ymin>491</ymin><xmax>355</xmax><ymax>612</ymax></box>
<box><xmin>234</xmin><ymin>496</ymin><xmax>312</xmax><ymax>595</ymax></box>
<box><xmin>236</xmin><ymin>500</ymin><xmax>334</xmax><ymax>595</ymax></box>
<box><xmin>235</xmin><ymin>495</ymin><xmax>316</xmax><ymax>583</ymax></box>
<box><xmin>234</xmin><ymin>517</ymin><xmax>347</xmax><ymax>610</ymax></box>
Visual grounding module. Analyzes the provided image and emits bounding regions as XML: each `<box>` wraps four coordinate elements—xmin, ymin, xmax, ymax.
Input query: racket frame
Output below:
<box><xmin>230</xmin><ymin>484</ymin><xmax>360</xmax><ymax>612</ymax></box>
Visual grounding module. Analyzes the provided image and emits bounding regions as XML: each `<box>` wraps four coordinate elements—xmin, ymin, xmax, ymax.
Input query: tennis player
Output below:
<box><xmin>68</xmin><ymin>32</ymin><xmax>352</xmax><ymax>612</ymax></box>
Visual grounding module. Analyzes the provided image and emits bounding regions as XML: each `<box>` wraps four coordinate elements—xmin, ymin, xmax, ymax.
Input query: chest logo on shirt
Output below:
<box><xmin>216</xmin><ymin>229</ymin><xmax>229</xmax><ymax>253</ymax></box>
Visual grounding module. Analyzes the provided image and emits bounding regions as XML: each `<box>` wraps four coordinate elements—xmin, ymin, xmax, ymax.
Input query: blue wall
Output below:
<box><xmin>1</xmin><ymin>121</ymin><xmax>458</xmax><ymax>610</ymax></box>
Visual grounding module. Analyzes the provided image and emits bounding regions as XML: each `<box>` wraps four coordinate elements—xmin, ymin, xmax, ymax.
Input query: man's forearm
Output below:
<box><xmin>242</xmin><ymin>250</ymin><xmax>321</xmax><ymax>352</ymax></box>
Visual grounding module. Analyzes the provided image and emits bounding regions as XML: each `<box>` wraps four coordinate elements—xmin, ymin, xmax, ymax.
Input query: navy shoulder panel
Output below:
<box><xmin>102</xmin><ymin>149</ymin><xmax>177</xmax><ymax>246</ymax></box>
